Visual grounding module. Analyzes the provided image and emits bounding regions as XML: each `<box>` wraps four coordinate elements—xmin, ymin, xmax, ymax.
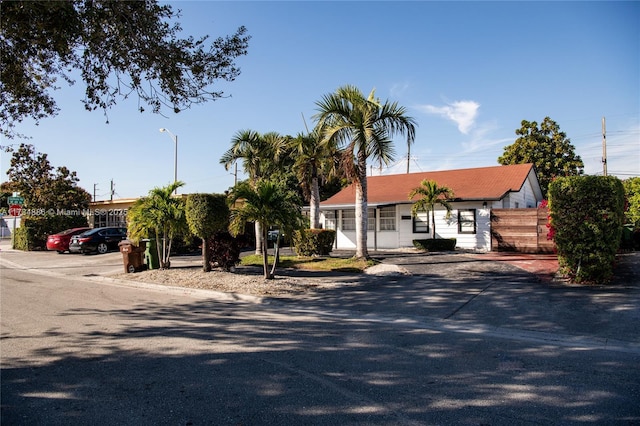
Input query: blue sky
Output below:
<box><xmin>2</xmin><ymin>1</ymin><xmax>638</xmax><ymax>201</ymax></box>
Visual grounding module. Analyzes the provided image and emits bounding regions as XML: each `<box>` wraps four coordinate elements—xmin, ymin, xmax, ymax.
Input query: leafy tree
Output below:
<box><xmin>185</xmin><ymin>193</ymin><xmax>229</xmax><ymax>272</ymax></box>
<box><xmin>623</xmin><ymin>177</ymin><xmax>640</xmax><ymax>228</ymax></box>
<box><xmin>128</xmin><ymin>181</ymin><xmax>187</xmax><ymax>269</ymax></box>
<box><xmin>498</xmin><ymin>117</ymin><xmax>584</xmax><ymax>195</ymax></box>
<box><xmin>5</xmin><ymin>143</ymin><xmax>91</xmax><ymax>210</ymax></box>
<box><xmin>314</xmin><ymin>85</ymin><xmax>416</xmax><ymax>259</ymax></box>
<box><xmin>289</xmin><ymin>126</ymin><xmax>340</xmax><ymax>229</ymax></box>
<box><xmin>1</xmin><ymin>1</ymin><xmax>250</xmax><ymax>138</ymax></box>
<box><xmin>228</xmin><ymin>180</ymin><xmax>302</xmax><ymax>279</ymax></box>
<box><xmin>409</xmin><ymin>180</ymin><xmax>454</xmax><ymax>240</ymax></box>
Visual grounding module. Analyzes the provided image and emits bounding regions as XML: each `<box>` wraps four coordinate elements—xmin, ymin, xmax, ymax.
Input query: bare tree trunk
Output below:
<box><xmin>202</xmin><ymin>236</ymin><xmax>211</xmax><ymax>272</ymax></box>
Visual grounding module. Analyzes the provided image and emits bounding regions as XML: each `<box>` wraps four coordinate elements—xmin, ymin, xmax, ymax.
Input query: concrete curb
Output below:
<box><xmin>0</xmin><ymin>254</ymin><xmax>266</xmax><ymax>305</ymax></box>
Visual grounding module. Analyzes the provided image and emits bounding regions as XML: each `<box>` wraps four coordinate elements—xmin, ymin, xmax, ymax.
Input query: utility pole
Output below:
<box><xmin>110</xmin><ymin>179</ymin><xmax>115</xmax><ymax>201</ymax></box>
<box><xmin>93</xmin><ymin>184</ymin><xmax>98</xmax><ymax>202</ymax></box>
<box><xmin>602</xmin><ymin>116</ymin><xmax>608</xmax><ymax>176</ymax></box>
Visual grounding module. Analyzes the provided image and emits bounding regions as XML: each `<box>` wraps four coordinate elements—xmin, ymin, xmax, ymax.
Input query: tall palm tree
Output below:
<box><xmin>289</xmin><ymin>125</ymin><xmax>339</xmax><ymax>229</ymax></box>
<box><xmin>409</xmin><ymin>179</ymin><xmax>454</xmax><ymax>240</ymax></box>
<box><xmin>314</xmin><ymin>85</ymin><xmax>416</xmax><ymax>259</ymax></box>
<box><xmin>220</xmin><ymin>129</ymin><xmax>289</xmax><ymax>253</ymax></box>
<box><xmin>228</xmin><ymin>179</ymin><xmax>302</xmax><ymax>279</ymax></box>
<box><xmin>127</xmin><ymin>181</ymin><xmax>187</xmax><ymax>269</ymax></box>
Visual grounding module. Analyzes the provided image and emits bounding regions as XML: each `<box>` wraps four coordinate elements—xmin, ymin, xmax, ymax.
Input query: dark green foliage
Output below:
<box><xmin>549</xmin><ymin>175</ymin><xmax>625</xmax><ymax>284</ymax></box>
<box><xmin>1</xmin><ymin>1</ymin><xmax>250</xmax><ymax>138</ymax></box>
<box><xmin>292</xmin><ymin>229</ymin><xmax>336</xmax><ymax>256</ymax></box>
<box><xmin>12</xmin><ymin>214</ymin><xmax>88</xmax><ymax>250</ymax></box>
<box><xmin>498</xmin><ymin>117</ymin><xmax>584</xmax><ymax>196</ymax></box>
<box><xmin>186</xmin><ymin>193</ymin><xmax>229</xmax><ymax>236</ymax></box>
<box><xmin>186</xmin><ymin>193</ymin><xmax>229</xmax><ymax>271</ymax></box>
<box><xmin>207</xmin><ymin>231</ymin><xmax>241</xmax><ymax>271</ymax></box>
<box><xmin>413</xmin><ymin>238</ymin><xmax>457</xmax><ymax>252</ymax></box>
<box><xmin>6</xmin><ymin>144</ymin><xmax>91</xmax><ymax>210</ymax></box>
<box><xmin>623</xmin><ymin>177</ymin><xmax>640</xmax><ymax>228</ymax></box>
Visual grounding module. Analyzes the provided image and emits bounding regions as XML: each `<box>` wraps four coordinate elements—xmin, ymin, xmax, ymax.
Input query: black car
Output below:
<box><xmin>69</xmin><ymin>227</ymin><xmax>127</xmax><ymax>254</ymax></box>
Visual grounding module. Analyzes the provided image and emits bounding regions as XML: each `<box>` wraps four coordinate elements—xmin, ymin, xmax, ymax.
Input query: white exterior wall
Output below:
<box><xmin>321</xmin><ymin>202</ymin><xmax>492</xmax><ymax>251</ymax></box>
<box><xmin>319</xmin><ymin>173</ymin><xmax>540</xmax><ymax>252</ymax></box>
<box><xmin>502</xmin><ymin>178</ymin><xmax>539</xmax><ymax>208</ymax></box>
<box><xmin>408</xmin><ymin>202</ymin><xmax>491</xmax><ymax>251</ymax></box>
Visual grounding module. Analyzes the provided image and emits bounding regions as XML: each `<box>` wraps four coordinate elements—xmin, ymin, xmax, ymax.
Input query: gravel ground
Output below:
<box><xmin>115</xmin><ymin>262</ymin><xmax>406</xmax><ymax>298</ymax></box>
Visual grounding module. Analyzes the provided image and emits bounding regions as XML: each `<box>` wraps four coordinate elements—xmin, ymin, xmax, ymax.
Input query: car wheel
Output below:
<box><xmin>97</xmin><ymin>243</ymin><xmax>108</xmax><ymax>254</ymax></box>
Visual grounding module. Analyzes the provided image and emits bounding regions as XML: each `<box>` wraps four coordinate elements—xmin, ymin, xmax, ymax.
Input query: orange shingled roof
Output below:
<box><xmin>321</xmin><ymin>163</ymin><xmax>537</xmax><ymax>206</ymax></box>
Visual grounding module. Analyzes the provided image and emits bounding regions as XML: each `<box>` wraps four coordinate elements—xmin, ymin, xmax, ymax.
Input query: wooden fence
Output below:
<box><xmin>490</xmin><ymin>208</ymin><xmax>555</xmax><ymax>253</ymax></box>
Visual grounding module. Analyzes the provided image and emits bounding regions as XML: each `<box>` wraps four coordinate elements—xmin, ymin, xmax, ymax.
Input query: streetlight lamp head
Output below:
<box><xmin>159</xmin><ymin>128</ymin><xmax>166</xmax><ymax>133</ymax></box>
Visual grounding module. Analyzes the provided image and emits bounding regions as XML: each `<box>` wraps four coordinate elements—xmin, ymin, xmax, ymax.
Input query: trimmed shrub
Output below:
<box><xmin>549</xmin><ymin>175</ymin><xmax>625</xmax><ymax>284</ymax></box>
<box><xmin>13</xmin><ymin>214</ymin><xmax>89</xmax><ymax>250</ymax></box>
<box><xmin>413</xmin><ymin>238</ymin><xmax>457</xmax><ymax>252</ymax></box>
<box><xmin>292</xmin><ymin>229</ymin><xmax>336</xmax><ymax>256</ymax></box>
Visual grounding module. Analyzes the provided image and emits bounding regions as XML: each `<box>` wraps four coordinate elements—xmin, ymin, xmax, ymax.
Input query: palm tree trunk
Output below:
<box><xmin>269</xmin><ymin>232</ymin><xmax>280</xmax><ymax>278</ymax></box>
<box><xmin>261</xmin><ymin>227</ymin><xmax>272</xmax><ymax>279</ymax></box>
<box><xmin>431</xmin><ymin>206</ymin><xmax>436</xmax><ymax>240</ymax></box>
<box><xmin>355</xmin><ymin>155</ymin><xmax>369</xmax><ymax>259</ymax></box>
<box><xmin>310</xmin><ymin>175</ymin><xmax>320</xmax><ymax>229</ymax></box>
<box><xmin>155</xmin><ymin>229</ymin><xmax>162</xmax><ymax>269</ymax></box>
<box><xmin>166</xmin><ymin>236</ymin><xmax>173</xmax><ymax>268</ymax></box>
<box><xmin>255</xmin><ymin>222</ymin><xmax>263</xmax><ymax>255</ymax></box>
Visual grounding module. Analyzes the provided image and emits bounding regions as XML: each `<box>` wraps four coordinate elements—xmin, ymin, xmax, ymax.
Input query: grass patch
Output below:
<box><xmin>240</xmin><ymin>254</ymin><xmax>376</xmax><ymax>273</ymax></box>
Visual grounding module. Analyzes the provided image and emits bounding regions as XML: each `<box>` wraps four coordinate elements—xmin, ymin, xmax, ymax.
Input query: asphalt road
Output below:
<box><xmin>1</xmin><ymin>248</ymin><xmax>640</xmax><ymax>425</ymax></box>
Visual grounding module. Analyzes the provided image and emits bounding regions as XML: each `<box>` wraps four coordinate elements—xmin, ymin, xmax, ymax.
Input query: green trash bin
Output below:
<box><xmin>144</xmin><ymin>238</ymin><xmax>160</xmax><ymax>270</ymax></box>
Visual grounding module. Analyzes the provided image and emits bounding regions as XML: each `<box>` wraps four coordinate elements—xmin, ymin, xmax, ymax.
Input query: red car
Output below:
<box><xmin>46</xmin><ymin>227</ymin><xmax>91</xmax><ymax>253</ymax></box>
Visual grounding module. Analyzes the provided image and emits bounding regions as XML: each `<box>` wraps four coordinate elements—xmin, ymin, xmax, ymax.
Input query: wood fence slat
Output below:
<box><xmin>491</xmin><ymin>208</ymin><xmax>554</xmax><ymax>253</ymax></box>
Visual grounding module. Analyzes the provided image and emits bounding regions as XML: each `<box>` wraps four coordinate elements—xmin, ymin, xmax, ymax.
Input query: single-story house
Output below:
<box><xmin>318</xmin><ymin>163</ymin><xmax>544</xmax><ymax>252</ymax></box>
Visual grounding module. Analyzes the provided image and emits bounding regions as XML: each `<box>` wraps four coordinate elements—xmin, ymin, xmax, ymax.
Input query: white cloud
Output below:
<box><xmin>389</xmin><ymin>82</ymin><xmax>410</xmax><ymax>98</ymax></box>
<box><xmin>417</xmin><ymin>100</ymin><xmax>480</xmax><ymax>134</ymax></box>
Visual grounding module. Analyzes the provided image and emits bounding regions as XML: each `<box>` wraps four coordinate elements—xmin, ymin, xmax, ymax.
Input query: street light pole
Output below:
<box><xmin>159</xmin><ymin>128</ymin><xmax>178</xmax><ymax>194</ymax></box>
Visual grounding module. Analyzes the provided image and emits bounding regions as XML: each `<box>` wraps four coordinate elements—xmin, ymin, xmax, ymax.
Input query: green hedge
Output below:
<box><xmin>13</xmin><ymin>214</ymin><xmax>89</xmax><ymax>251</ymax></box>
<box><xmin>413</xmin><ymin>238</ymin><xmax>457</xmax><ymax>251</ymax></box>
<box><xmin>549</xmin><ymin>175</ymin><xmax>625</xmax><ymax>284</ymax></box>
<box><xmin>292</xmin><ymin>229</ymin><xmax>336</xmax><ymax>256</ymax></box>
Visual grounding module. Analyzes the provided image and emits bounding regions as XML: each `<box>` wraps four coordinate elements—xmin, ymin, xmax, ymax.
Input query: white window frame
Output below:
<box><xmin>341</xmin><ymin>209</ymin><xmax>355</xmax><ymax>230</ymax></box>
<box><xmin>367</xmin><ymin>208</ymin><xmax>375</xmax><ymax>231</ymax></box>
<box><xmin>379</xmin><ymin>206</ymin><xmax>396</xmax><ymax>231</ymax></box>
<box><xmin>324</xmin><ymin>210</ymin><xmax>336</xmax><ymax>230</ymax></box>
